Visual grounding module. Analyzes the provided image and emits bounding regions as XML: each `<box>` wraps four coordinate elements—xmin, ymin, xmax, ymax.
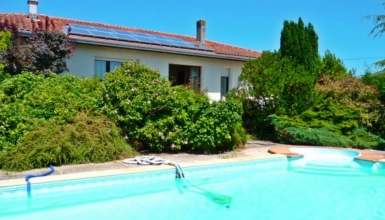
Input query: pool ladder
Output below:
<box><xmin>25</xmin><ymin>165</ymin><xmax>55</xmax><ymax>196</ymax></box>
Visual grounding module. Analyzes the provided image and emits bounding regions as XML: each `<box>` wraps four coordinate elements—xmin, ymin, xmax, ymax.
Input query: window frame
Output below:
<box><xmin>220</xmin><ymin>68</ymin><xmax>230</xmax><ymax>100</ymax></box>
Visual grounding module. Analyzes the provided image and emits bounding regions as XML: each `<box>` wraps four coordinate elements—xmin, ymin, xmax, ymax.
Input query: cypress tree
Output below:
<box><xmin>277</xmin><ymin>18</ymin><xmax>319</xmax><ymax>116</ymax></box>
<box><xmin>279</xmin><ymin>17</ymin><xmax>319</xmax><ymax>75</ymax></box>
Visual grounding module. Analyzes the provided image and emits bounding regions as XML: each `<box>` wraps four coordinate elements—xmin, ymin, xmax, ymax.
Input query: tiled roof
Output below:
<box><xmin>0</xmin><ymin>13</ymin><xmax>261</xmax><ymax>59</ymax></box>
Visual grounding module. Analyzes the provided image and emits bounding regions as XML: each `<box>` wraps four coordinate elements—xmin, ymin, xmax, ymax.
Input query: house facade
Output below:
<box><xmin>1</xmin><ymin>1</ymin><xmax>261</xmax><ymax>100</ymax></box>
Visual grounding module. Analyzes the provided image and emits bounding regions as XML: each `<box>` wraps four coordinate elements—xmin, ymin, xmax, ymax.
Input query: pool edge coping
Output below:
<box><xmin>0</xmin><ymin>154</ymin><xmax>285</xmax><ymax>188</ymax></box>
<box><xmin>268</xmin><ymin>146</ymin><xmax>385</xmax><ymax>163</ymax></box>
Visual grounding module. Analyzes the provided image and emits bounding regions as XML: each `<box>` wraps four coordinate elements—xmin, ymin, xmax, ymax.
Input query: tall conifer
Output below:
<box><xmin>279</xmin><ymin>18</ymin><xmax>319</xmax><ymax>75</ymax></box>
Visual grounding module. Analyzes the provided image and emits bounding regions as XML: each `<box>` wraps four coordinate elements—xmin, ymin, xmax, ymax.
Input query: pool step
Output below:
<box><xmin>289</xmin><ymin>163</ymin><xmax>370</xmax><ymax>176</ymax></box>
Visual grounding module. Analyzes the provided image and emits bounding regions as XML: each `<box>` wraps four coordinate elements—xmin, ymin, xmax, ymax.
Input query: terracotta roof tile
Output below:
<box><xmin>0</xmin><ymin>13</ymin><xmax>261</xmax><ymax>59</ymax></box>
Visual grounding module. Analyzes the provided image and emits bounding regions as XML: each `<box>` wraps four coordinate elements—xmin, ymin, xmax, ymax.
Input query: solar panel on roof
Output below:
<box><xmin>197</xmin><ymin>45</ymin><xmax>213</xmax><ymax>51</ymax></box>
<box><xmin>169</xmin><ymin>38</ymin><xmax>186</xmax><ymax>43</ymax></box>
<box><xmin>68</xmin><ymin>23</ymin><xmax>214</xmax><ymax>52</ymax></box>
<box><xmin>114</xmin><ymin>33</ymin><xmax>139</xmax><ymax>41</ymax></box>
<box><xmin>134</xmin><ymin>36</ymin><xmax>156</xmax><ymax>43</ymax></box>
<box><xmin>89</xmin><ymin>30</ymin><xmax>118</xmax><ymax>39</ymax></box>
<box><xmin>92</xmin><ymin>26</ymin><xmax>118</xmax><ymax>33</ymax></box>
<box><xmin>175</xmin><ymin>41</ymin><xmax>193</xmax><ymax>46</ymax></box>
<box><xmin>113</xmin><ymin>29</ymin><xmax>133</xmax><ymax>35</ymax></box>
<box><xmin>70</xmin><ymin>27</ymin><xmax>94</xmax><ymax>36</ymax></box>
<box><xmin>70</xmin><ymin>24</ymin><xmax>95</xmax><ymax>30</ymax></box>
<box><xmin>154</xmin><ymin>39</ymin><xmax>178</xmax><ymax>46</ymax></box>
<box><xmin>151</xmin><ymin>35</ymin><xmax>170</xmax><ymax>40</ymax></box>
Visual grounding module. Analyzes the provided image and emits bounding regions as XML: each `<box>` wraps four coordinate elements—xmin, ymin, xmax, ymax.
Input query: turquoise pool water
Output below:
<box><xmin>1</xmin><ymin>157</ymin><xmax>385</xmax><ymax>220</ymax></box>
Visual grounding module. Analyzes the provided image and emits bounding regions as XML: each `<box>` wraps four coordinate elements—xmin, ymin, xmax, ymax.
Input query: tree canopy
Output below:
<box><xmin>0</xmin><ymin>17</ymin><xmax>74</xmax><ymax>75</ymax></box>
<box><xmin>318</xmin><ymin>50</ymin><xmax>352</xmax><ymax>82</ymax></box>
<box><xmin>365</xmin><ymin>2</ymin><xmax>385</xmax><ymax>68</ymax></box>
<box><xmin>279</xmin><ymin>17</ymin><xmax>319</xmax><ymax>75</ymax></box>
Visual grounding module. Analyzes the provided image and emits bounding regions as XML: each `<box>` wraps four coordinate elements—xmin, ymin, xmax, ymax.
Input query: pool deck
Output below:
<box><xmin>0</xmin><ymin>142</ymin><xmax>281</xmax><ymax>187</ymax></box>
<box><xmin>268</xmin><ymin>146</ymin><xmax>385</xmax><ymax>162</ymax></box>
<box><xmin>2</xmin><ymin>142</ymin><xmax>385</xmax><ymax>188</ymax></box>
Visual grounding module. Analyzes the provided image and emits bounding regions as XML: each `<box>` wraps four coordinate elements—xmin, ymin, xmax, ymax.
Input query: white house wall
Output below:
<box><xmin>66</xmin><ymin>44</ymin><xmax>245</xmax><ymax>101</ymax></box>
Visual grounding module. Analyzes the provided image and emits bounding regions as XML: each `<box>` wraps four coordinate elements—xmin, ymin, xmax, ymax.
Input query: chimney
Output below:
<box><xmin>27</xmin><ymin>0</ymin><xmax>38</xmax><ymax>19</ymax></box>
<box><xmin>196</xmin><ymin>20</ymin><xmax>206</xmax><ymax>44</ymax></box>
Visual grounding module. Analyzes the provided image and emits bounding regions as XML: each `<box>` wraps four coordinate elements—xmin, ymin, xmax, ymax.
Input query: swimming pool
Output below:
<box><xmin>1</xmin><ymin>155</ymin><xmax>385</xmax><ymax>220</ymax></box>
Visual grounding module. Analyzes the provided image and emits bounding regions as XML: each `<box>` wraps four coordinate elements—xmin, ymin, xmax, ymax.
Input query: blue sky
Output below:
<box><xmin>3</xmin><ymin>0</ymin><xmax>385</xmax><ymax>75</ymax></box>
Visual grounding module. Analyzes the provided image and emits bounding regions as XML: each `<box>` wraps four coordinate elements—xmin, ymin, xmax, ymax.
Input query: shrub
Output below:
<box><xmin>0</xmin><ymin>112</ymin><xmax>136</xmax><ymax>171</ymax></box>
<box><xmin>316</xmin><ymin>76</ymin><xmax>382</xmax><ymax>131</ymax></box>
<box><xmin>0</xmin><ymin>72</ymin><xmax>103</xmax><ymax>149</ymax></box>
<box><xmin>318</xmin><ymin>50</ymin><xmax>352</xmax><ymax>82</ymax></box>
<box><xmin>361</xmin><ymin>71</ymin><xmax>385</xmax><ymax>103</ymax></box>
<box><xmin>233</xmin><ymin>51</ymin><xmax>317</xmax><ymax>138</ymax></box>
<box><xmin>272</xmin><ymin>125</ymin><xmax>354</xmax><ymax>147</ymax></box>
<box><xmin>186</xmin><ymin>100</ymin><xmax>245</xmax><ymax>153</ymax></box>
<box><xmin>360</xmin><ymin>72</ymin><xmax>385</xmax><ymax>136</ymax></box>
<box><xmin>102</xmin><ymin>62</ymin><xmax>245</xmax><ymax>153</ymax></box>
<box><xmin>269</xmin><ymin>98</ymin><xmax>385</xmax><ymax>149</ymax></box>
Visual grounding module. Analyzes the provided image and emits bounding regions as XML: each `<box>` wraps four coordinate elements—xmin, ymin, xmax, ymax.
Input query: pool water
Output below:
<box><xmin>1</xmin><ymin>157</ymin><xmax>385</xmax><ymax>220</ymax></box>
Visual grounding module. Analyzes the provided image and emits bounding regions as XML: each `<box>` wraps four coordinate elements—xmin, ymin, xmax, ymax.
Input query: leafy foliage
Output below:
<box><xmin>318</xmin><ymin>50</ymin><xmax>352</xmax><ymax>82</ymax></box>
<box><xmin>0</xmin><ymin>30</ymin><xmax>11</xmax><ymax>51</ymax></box>
<box><xmin>0</xmin><ymin>17</ymin><xmax>74</xmax><ymax>75</ymax></box>
<box><xmin>361</xmin><ymin>71</ymin><xmax>385</xmax><ymax>102</ymax></box>
<box><xmin>0</xmin><ymin>62</ymin><xmax>245</xmax><ymax>170</ymax></box>
<box><xmin>0</xmin><ymin>30</ymin><xmax>12</xmax><ymax>80</ymax></box>
<box><xmin>235</xmin><ymin>51</ymin><xmax>284</xmax><ymax>132</ymax></box>
<box><xmin>364</xmin><ymin>3</ymin><xmax>385</xmax><ymax>68</ymax></box>
<box><xmin>103</xmin><ymin>62</ymin><xmax>245</xmax><ymax>153</ymax></box>
<box><xmin>232</xmin><ymin>51</ymin><xmax>317</xmax><ymax>137</ymax></box>
<box><xmin>365</xmin><ymin>2</ymin><xmax>385</xmax><ymax>37</ymax></box>
<box><xmin>0</xmin><ymin>112</ymin><xmax>135</xmax><ymax>171</ymax></box>
<box><xmin>0</xmin><ymin>72</ymin><xmax>103</xmax><ymax>149</ymax></box>
<box><xmin>231</xmin><ymin>18</ymin><xmax>322</xmax><ymax>138</ymax></box>
<box><xmin>186</xmin><ymin>100</ymin><xmax>245</xmax><ymax>153</ymax></box>
<box><xmin>360</xmin><ymin>71</ymin><xmax>385</xmax><ymax>136</ymax></box>
<box><xmin>316</xmin><ymin>76</ymin><xmax>382</xmax><ymax>131</ymax></box>
<box><xmin>269</xmin><ymin>98</ymin><xmax>385</xmax><ymax>149</ymax></box>
<box><xmin>280</xmin><ymin>17</ymin><xmax>319</xmax><ymax>74</ymax></box>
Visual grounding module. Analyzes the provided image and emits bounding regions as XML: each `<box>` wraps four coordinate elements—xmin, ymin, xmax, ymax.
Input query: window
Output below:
<box><xmin>220</xmin><ymin>68</ymin><xmax>230</xmax><ymax>100</ymax></box>
<box><xmin>94</xmin><ymin>60</ymin><xmax>122</xmax><ymax>78</ymax></box>
<box><xmin>169</xmin><ymin>64</ymin><xmax>201</xmax><ymax>92</ymax></box>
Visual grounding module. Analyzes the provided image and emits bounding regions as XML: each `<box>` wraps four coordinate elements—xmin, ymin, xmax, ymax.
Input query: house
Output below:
<box><xmin>1</xmin><ymin>0</ymin><xmax>261</xmax><ymax>100</ymax></box>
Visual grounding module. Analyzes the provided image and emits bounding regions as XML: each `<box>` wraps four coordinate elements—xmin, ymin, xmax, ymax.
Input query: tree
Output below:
<box><xmin>361</xmin><ymin>71</ymin><xmax>385</xmax><ymax>102</ymax></box>
<box><xmin>233</xmin><ymin>51</ymin><xmax>317</xmax><ymax>137</ymax></box>
<box><xmin>279</xmin><ymin>17</ymin><xmax>320</xmax><ymax>76</ymax></box>
<box><xmin>238</xmin><ymin>51</ymin><xmax>285</xmax><ymax>129</ymax></box>
<box><xmin>366</xmin><ymin>3</ymin><xmax>385</xmax><ymax>37</ymax></box>
<box><xmin>317</xmin><ymin>76</ymin><xmax>382</xmax><ymax>131</ymax></box>
<box><xmin>318</xmin><ymin>50</ymin><xmax>352</xmax><ymax>82</ymax></box>
<box><xmin>0</xmin><ymin>17</ymin><xmax>74</xmax><ymax>75</ymax></box>
<box><xmin>365</xmin><ymin>2</ymin><xmax>385</xmax><ymax>68</ymax></box>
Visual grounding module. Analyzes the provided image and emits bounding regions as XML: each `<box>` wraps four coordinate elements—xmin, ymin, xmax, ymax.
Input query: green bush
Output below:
<box><xmin>103</xmin><ymin>62</ymin><xmax>245</xmax><ymax>153</ymax></box>
<box><xmin>273</xmin><ymin>125</ymin><xmax>353</xmax><ymax>147</ymax></box>
<box><xmin>186</xmin><ymin>100</ymin><xmax>245</xmax><ymax>153</ymax></box>
<box><xmin>0</xmin><ymin>112</ymin><xmax>136</xmax><ymax>171</ymax></box>
<box><xmin>269</xmin><ymin>98</ymin><xmax>385</xmax><ymax>149</ymax></box>
<box><xmin>0</xmin><ymin>73</ymin><xmax>103</xmax><ymax>149</ymax></box>
<box><xmin>316</xmin><ymin>76</ymin><xmax>382</xmax><ymax>131</ymax></box>
<box><xmin>361</xmin><ymin>71</ymin><xmax>385</xmax><ymax>103</ymax></box>
<box><xmin>360</xmin><ymin>72</ymin><xmax>385</xmax><ymax>136</ymax></box>
<box><xmin>235</xmin><ymin>51</ymin><xmax>317</xmax><ymax>138</ymax></box>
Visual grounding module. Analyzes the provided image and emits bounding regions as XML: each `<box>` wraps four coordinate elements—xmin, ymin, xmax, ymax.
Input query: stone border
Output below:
<box><xmin>268</xmin><ymin>146</ymin><xmax>385</xmax><ymax>162</ymax></box>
